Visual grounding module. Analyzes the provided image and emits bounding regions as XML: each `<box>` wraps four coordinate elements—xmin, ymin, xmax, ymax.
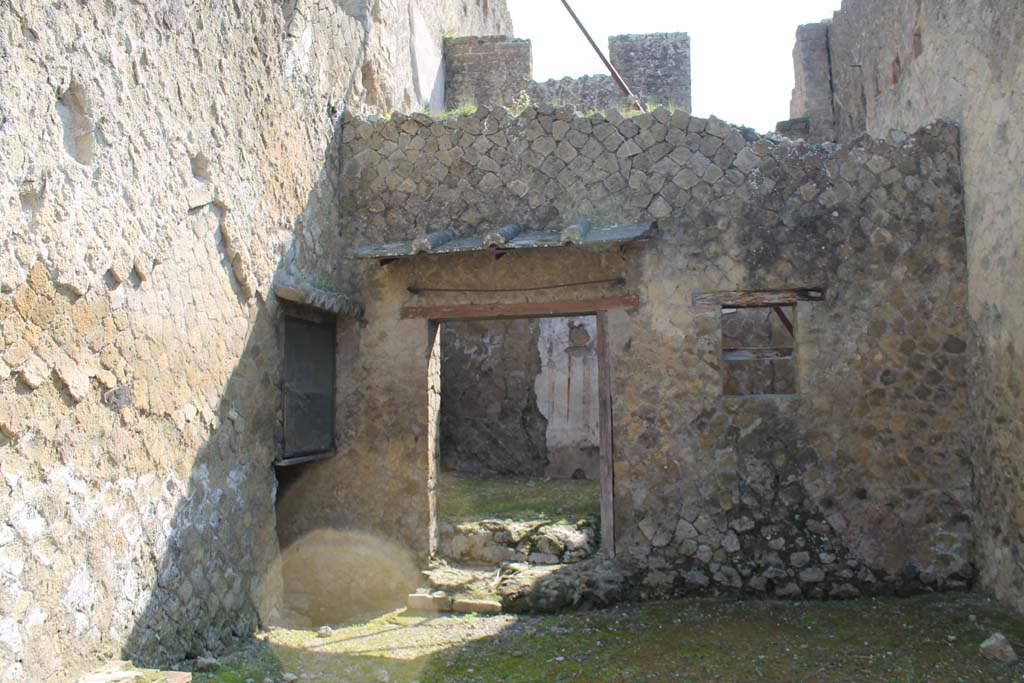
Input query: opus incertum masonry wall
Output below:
<box><xmin>275</xmin><ymin>102</ymin><xmax>973</xmax><ymax>616</ymax></box>
<box><xmin>783</xmin><ymin>0</ymin><xmax>1024</xmax><ymax>614</ymax></box>
<box><xmin>439</xmin><ymin>31</ymin><xmax>693</xmax><ymax>473</ymax></box>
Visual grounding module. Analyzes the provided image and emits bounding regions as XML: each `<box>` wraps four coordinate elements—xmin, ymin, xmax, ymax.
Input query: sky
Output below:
<box><xmin>507</xmin><ymin>0</ymin><xmax>844</xmax><ymax>133</ymax></box>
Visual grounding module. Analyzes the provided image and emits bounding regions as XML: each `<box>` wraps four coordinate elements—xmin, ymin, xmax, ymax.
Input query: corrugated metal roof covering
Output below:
<box><xmin>353</xmin><ymin>221</ymin><xmax>656</xmax><ymax>261</ymax></box>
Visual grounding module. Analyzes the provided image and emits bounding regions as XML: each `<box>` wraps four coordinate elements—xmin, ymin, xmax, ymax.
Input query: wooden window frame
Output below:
<box><xmin>720</xmin><ymin>304</ymin><xmax>798</xmax><ymax>399</ymax></box>
<box><xmin>277</xmin><ymin>312</ymin><xmax>338</xmax><ymax>467</ymax></box>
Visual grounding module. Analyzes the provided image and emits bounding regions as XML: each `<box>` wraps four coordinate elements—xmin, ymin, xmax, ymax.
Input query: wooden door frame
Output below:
<box><xmin>594</xmin><ymin>310</ymin><xmax>615</xmax><ymax>555</ymax></box>
<box><xmin>412</xmin><ymin>298</ymin><xmax>632</xmax><ymax>557</ymax></box>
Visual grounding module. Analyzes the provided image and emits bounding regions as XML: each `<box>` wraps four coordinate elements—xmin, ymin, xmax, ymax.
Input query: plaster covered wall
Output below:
<box><xmin>325</xmin><ymin>103</ymin><xmax>972</xmax><ymax>607</ymax></box>
<box><xmin>535</xmin><ymin>316</ymin><xmax>600</xmax><ymax>479</ymax></box>
<box><xmin>0</xmin><ymin>1</ymin><xmax>509</xmax><ymax>680</ymax></box>
<box><xmin>805</xmin><ymin>0</ymin><xmax>1024</xmax><ymax>612</ymax></box>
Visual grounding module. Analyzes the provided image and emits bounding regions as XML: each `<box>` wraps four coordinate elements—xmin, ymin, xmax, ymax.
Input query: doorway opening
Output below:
<box><xmin>424</xmin><ymin>308</ymin><xmax>617</xmax><ymax>574</ymax></box>
<box><xmin>438</xmin><ymin>315</ymin><xmax>601</xmax><ymax>560</ymax></box>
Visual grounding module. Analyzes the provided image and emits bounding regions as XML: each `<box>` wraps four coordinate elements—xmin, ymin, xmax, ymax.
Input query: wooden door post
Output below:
<box><xmin>596</xmin><ymin>310</ymin><xmax>615</xmax><ymax>557</ymax></box>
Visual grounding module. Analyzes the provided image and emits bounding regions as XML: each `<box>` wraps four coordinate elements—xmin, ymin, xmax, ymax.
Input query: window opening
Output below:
<box><xmin>281</xmin><ymin>314</ymin><xmax>337</xmax><ymax>462</ymax></box>
<box><xmin>721</xmin><ymin>304</ymin><xmax>797</xmax><ymax>397</ymax></box>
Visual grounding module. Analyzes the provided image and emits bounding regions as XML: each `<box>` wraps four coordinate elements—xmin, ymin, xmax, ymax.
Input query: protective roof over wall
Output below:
<box><xmin>353</xmin><ymin>221</ymin><xmax>656</xmax><ymax>262</ymax></box>
<box><xmin>273</xmin><ymin>274</ymin><xmax>364</xmax><ymax>318</ymax></box>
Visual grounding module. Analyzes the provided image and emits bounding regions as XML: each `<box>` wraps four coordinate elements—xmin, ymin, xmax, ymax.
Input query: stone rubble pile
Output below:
<box><xmin>439</xmin><ymin>518</ymin><xmax>598</xmax><ymax>566</ymax></box>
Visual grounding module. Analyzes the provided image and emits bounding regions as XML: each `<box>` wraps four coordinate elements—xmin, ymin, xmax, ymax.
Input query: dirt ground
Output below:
<box><xmin>195</xmin><ymin>592</ymin><xmax>1024</xmax><ymax>682</ymax></box>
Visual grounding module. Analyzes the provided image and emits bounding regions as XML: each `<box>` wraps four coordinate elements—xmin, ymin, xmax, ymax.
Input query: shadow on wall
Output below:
<box><xmin>117</xmin><ymin>298</ymin><xmax>281</xmax><ymax>665</ymax></box>
<box><xmin>118</xmin><ymin>15</ymin><xmax>389</xmax><ymax>664</ymax></box>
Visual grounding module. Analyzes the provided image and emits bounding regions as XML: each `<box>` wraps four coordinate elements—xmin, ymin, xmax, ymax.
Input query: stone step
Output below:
<box><xmin>438</xmin><ymin>518</ymin><xmax>598</xmax><ymax>566</ymax></box>
<box><xmin>407</xmin><ymin>589</ymin><xmax>502</xmax><ymax>614</ymax></box>
<box><xmin>422</xmin><ymin>563</ymin><xmax>502</xmax><ymax>600</ymax></box>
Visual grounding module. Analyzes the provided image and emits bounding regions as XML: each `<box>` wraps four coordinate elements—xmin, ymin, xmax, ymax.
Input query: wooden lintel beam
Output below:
<box><xmin>722</xmin><ymin>347</ymin><xmax>794</xmax><ymax>361</ymax></box>
<box><xmin>772</xmin><ymin>305</ymin><xmax>795</xmax><ymax>336</ymax></box>
<box><xmin>400</xmin><ymin>296</ymin><xmax>640</xmax><ymax>321</ymax></box>
<box><xmin>692</xmin><ymin>288</ymin><xmax>825</xmax><ymax>308</ymax></box>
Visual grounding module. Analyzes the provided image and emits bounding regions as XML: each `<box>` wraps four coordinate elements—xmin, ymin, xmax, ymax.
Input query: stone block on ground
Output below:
<box><xmin>980</xmin><ymin>633</ymin><xmax>1019</xmax><ymax>663</ymax></box>
<box><xmin>407</xmin><ymin>592</ymin><xmax>453</xmax><ymax>612</ymax></box>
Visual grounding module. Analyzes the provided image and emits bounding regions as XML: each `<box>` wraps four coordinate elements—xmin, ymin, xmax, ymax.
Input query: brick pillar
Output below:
<box><xmin>787</xmin><ymin>22</ymin><xmax>836</xmax><ymax>142</ymax></box>
<box><xmin>608</xmin><ymin>33</ymin><xmax>692</xmax><ymax>112</ymax></box>
<box><xmin>443</xmin><ymin>35</ymin><xmax>532</xmax><ymax>110</ymax></box>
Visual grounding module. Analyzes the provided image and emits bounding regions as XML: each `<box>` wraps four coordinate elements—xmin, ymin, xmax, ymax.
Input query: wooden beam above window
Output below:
<box><xmin>693</xmin><ymin>288</ymin><xmax>825</xmax><ymax>308</ymax></box>
<box><xmin>400</xmin><ymin>296</ymin><xmax>640</xmax><ymax>321</ymax></box>
<box><xmin>722</xmin><ymin>347</ymin><xmax>794</xmax><ymax>361</ymax></box>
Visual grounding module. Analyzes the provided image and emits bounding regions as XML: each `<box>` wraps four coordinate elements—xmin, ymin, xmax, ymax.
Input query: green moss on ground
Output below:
<box><xmin>438</xmin><ymin>472</ymin><xmax>600</xmax><ymax>524</ymax></box>
<box><xmin>197</xmin><ymin>593</ymin><xmax>1024</xmax><ymax>682</ymax></box>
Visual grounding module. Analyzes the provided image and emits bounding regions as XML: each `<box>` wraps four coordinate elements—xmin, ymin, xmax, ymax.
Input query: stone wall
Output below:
<box><xmin>0</xmin><ymin>0</ymin><xmax>509</xmax><ymax>680</ymax></box>
<box><xmin>444</xmin><ymin>33</ymin><xmax>692</xmax><ymax>113</ymax></box>
<box><xmin>439</xmin><ymin>30</ymin><xmax>692</xmax><ymax>476</ymax></box>
<box><xmin>319</xmin><ymin>103</ymin><xmax>973</xmax><ymax>608</ymax></box>
<box><xmin>608</xmin><ymin>33</ymin><xmax>691</xmax><ymax>113</ymax></box>
<box><xmin>790</xmin><ymin>0</ymin><xmax>1024</xmax><ymax>613</ymax></box>
<box><xmin>444</xmin><ymin>35</ymin><xmax>533</xmax><ymax>111</ymax></box>
<box><xmin>440</xmin><ymin>319</ymin><xmax>548</xmax><ymax>476</ymax></box>
<box><xmin>788</xmin><ymin>23</ymin><xmax>835</xmax><ymax>142</ymax></box>
<box><xmin>528</xmin><ymin>75</ymin><xmax>627</xmax><ymax>115</ymax></box>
